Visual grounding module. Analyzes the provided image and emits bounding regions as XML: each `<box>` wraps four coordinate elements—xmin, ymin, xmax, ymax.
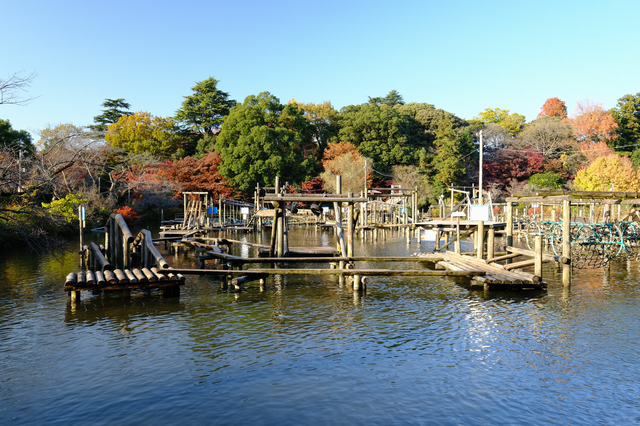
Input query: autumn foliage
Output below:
<box><xmin>483</xmin><ymin>149</ymin><xmax>544</xmax><ymax>186</ymax></box>
<box><xmin>537</xmin><ymin>97</ymin><xmax>567</xmax><ymax>119</ymax></box>
<box><xmin>164</xmin><ymin>151</ymin><xmax>235</xmax><ymax>200</ymax></box>
<box><xmin>571</xmin><ymin>100</ymin><xmax>618</xmax><ymax>144</ymax></box>
<box><xmin>574</xmin><ymin>154</ymin><xmax>640</xmax><ymax>191</ymax></box>
<box><xmin>114</xmin><ymin>205</ymin><xmax>141</xmax><ymax>222</ymax></box>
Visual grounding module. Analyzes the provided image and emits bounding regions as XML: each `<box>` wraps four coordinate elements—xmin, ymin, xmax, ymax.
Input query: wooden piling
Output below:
<box><xmin>562</xmin><ymin>199</ymin><xmax>571</xmax><ymax>287</ymax></box>
<box><xmin>476</xmin><ymin>221</ymin><xmax>485</xmax><ymax>260</ymax></box>
<box><xmin>535</xmin><ymin>235</ymin><xmax>543</xmax><ymax>278</ymax></box>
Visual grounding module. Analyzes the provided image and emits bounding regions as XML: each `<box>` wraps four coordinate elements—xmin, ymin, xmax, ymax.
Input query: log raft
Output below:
<box><xmin>64</xmin><ymin>268</ymin><xmax>185</xmax><ymax>292</ymax></box>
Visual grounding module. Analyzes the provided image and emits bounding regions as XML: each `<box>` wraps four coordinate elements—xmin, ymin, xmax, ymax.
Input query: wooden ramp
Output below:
<box><xmin>415</xmin><ymin>251</ymin><xmax>546</xmax><ymax>290</ymax></box>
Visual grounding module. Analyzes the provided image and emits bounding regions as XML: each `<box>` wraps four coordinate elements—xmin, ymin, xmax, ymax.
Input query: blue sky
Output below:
<box><xmin>3</xmin><ymin>0</ymin><xmax>639</xmax><ymax>140</ymax></box>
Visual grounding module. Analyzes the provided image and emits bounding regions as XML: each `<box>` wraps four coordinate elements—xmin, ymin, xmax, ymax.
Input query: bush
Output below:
<box><xmin>528</xmin><ymin>173</ymin><xmax>564</xmax><ymax>190</ymax></box>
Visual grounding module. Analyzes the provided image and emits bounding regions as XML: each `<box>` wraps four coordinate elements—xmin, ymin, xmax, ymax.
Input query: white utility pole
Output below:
<box><xmin>478</xmin><ymin>130</ymin><xmax>483</xmax><ymax>205</ymax></box>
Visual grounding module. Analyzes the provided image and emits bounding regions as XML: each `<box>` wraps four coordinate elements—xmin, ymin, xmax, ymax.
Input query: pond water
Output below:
<box><xmin>1</xmin><ymin>226</ymin><xmax>639</xmax><ymax>425</ymax></box>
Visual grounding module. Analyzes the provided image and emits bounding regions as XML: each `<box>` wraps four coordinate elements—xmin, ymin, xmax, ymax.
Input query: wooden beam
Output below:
<box><xmin>157</xmin><ymin>268</ymin><xmax>486</xmax><ymax>277</ymax></box>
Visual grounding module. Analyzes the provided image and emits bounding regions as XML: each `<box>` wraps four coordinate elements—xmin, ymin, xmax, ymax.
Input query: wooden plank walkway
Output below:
<box><xmin>414</xmin><ymin>251</ymin><xmax>546</xmax><ymax>290</ymax></box>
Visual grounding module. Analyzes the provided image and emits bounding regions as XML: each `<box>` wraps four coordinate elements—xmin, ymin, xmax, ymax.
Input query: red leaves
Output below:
<box><xmin>483</xmin><ymin>148</ymin><xmax>544</xmax><ymax>185</ymax></box>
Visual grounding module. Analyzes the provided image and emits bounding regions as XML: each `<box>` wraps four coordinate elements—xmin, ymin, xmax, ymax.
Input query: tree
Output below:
<box><xmin>293</xmin><ymin>100</ymin><xmax>340</xmax><ymax>158</ymax></box>
<box><xmin>89</xmin><ymin>98</ymin><xmax>131</xmax><ymax>131</ymax></box>
<box><xmin>611</xmin><ymin>93</ymin><xmax>640</xmax><ymax>149</ymax></box>
<box><xmin>215</xmin><ymin>92</ymin><xmax>317</xmax><ymax>195</ymax></box>
<box><xmin>395</xmin><ymin>102</ymin><xmax>465</xmax><ymax>150</ymax></box>
<box><xmin>475</xmin><ymin>108</ymin><xmax>526</xmax><ymax>136</ymax></box>
<box><xmin>429</xmin><ymin>114</ymin><xmax>475</xmax><ymax>192</ymax></box>
<box><xmin>537</xmin><ymin>97</ymin><xmax>567</xmax><ymax>119</ymax></box>
<box><xmin>515</xmin><ymin>116</ymin><xmax>575</xmax><ymax>156</ymax></box>
<box><xmin>391</xmin><ymin>164</ymin><xmax>435</xmax><ymax>207</ymax></box>
<box><xmin>483</xmin><ymin>149</ymin><xmax>544</xmax><ymax>188</ymax></box>
<box><xmin>0</xmin><ymin>119</ymin><xmax>34</xmax><ymax>154</ymax></box>
<box><xmin>175</xmin><ymin>77</ymin><xmax>236</xmax><ymax>136</ymax></box>
<box><xmin>339</xmin><ymin>103</ymin><xmax>418</xmax><ymax>172</ymax></box>
<box><xmin>368</xmin><ymin>90</ymin><xmax>405</xmax><ymax>106</ymax></box>
<box><xmin>574</xmin><ymin>154</ymin><xmax>640</xmax><ymax>191</ymax></box>
<box><xmin>479</xmin><ymin>123</ymin><xmax>510</xmax><ymax>151</ymax></box>
<box><xmin>571</xmin><ymin>100</ymin><xmax>618</xmax><ymax>147</ymax></box>
<box><xmin>0</xmin><ymin>71</ymin><xmax>37</xmax><ymax>106</ymax></box>
<box><xmin>105</xmin><ymin>112</ymin><xmax>185</xmax><ymax>158</ymax></box>
<box><xmin>167</xmin><ymin>151</ymin><xmax>235</xmax><ymax>199</ymax></box>
<box><xmin>320</xmin><ymin>143</ymin><xmax>372</xmax><ymax>195</ymax></box>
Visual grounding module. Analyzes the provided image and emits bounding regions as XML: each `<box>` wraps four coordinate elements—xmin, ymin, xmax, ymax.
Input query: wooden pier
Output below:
<box><xmin>415</xmin><ymin>251</ymin><xmax>546</xmax><ymax>290</ymax></box>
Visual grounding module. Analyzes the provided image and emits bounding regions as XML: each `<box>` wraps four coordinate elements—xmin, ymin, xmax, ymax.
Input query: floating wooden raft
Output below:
<box><xmin>415</xmin><ymin>251</ymin><xmax>546</xmax><ymax>290</ymax></box>
<box><xmin>64</xmin><ymin>267</ymin><xmax>185</xmax><ymax>292</ymax></box>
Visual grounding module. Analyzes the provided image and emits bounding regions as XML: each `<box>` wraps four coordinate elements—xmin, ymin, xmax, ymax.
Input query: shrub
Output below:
<box><xmin>528</xmin><ymin>173</ymin><xmax>564</xmax><ymax>190</ymax></box>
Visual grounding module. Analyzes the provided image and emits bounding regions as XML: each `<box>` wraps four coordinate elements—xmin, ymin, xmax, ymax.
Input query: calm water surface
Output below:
<box><xmin>1</xmin><ymin>227</ymin><xmax>639</xmax><ymax>425</ymax></box>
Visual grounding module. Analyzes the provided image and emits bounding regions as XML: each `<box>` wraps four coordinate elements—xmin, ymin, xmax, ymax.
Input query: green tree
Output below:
<box><xmin>611</xmin><ymin>92</ymin><xmax>640</xmax><ymax>149</ymax></box>
<box><xmin>215</xmin><ymin>92</ymin><xmax>317</xmax><ymax>195</ymax></box>
<box><xmin>175</xmin><ymin>77</ymin><xmax>236</xmax><ymax>136</ymax></box>
<box><xmin>41</xmin><ymin>193</ymin><xmax>87</xmax><ymax>223</ymax></box>
<box><xmin>89</xmin><ymin>98</ymin><xmax>131</xmax><ymax>131</ymax></box>
<box><xmin>368</xmin><ymin>90</ymin><xmax>405</xmax><ymax>106</ymax></box>
<box><xmin>475</xmin><ymin>107</ymin><xmax>526</xmax><ymax>136</ymax></box>
<box><xmin>0</xmin><ymin>119</ymin><xmax>34</xmax><ymax>154</ymax></box>
<box><xmin>430</xmin><ymin>113</ymin><xmax>475</xmax><ymax>193</ymax></box>
<box><xmin>395</xmin><ymin>102</ymin><xmax>466</xmax><ymax>150</ymax></box>
<box><xmin>105</xmin><ymin>111</ymin><xmax>184</xmax><ymax>158</ymax></box>
<box><xmin>338</xmin><ymin>103</ymin><xmax>418</xmax><ymax>172</ymax></box>
<box><xmin>293</xmin><ymin>100</ymin><xmax>340</xmax><ymax>158</ymax></box>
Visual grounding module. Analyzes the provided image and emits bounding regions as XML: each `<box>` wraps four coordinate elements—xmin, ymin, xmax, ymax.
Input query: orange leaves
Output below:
<box><xmin>321</xmin><ymin>142</ymin><xmax>360</xmax><ymax>172</ymax></box>
<box><xmin>538</xmin><ymin>97</ymin><xmax>567</xmax><ymax>119</ymax></box>
<box><xmin>571</xmin><ymin>100</ymin><xmax>618</xmax><ymax>145</ymax></box>
<box><xmin>578</xmin><ymin>140</ymin><xmax>613</xmax><ymax>162</ymax></box>
<box><xmin>113</xmin><ymin>205</ymin><xmax>140</xmax><ymax>222</ymax></box>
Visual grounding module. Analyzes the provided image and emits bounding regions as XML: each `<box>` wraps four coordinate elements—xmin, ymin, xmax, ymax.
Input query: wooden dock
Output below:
<box><xmin>414</xmin><ymin>251</ymin><xmax>546</xmax><ymax>290</ymax></box>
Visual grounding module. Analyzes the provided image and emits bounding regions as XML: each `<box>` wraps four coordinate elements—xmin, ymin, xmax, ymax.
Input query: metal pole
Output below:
<box><xmin>479</xmin><ymin>130</ymin><xmax>483</xmax><ymax>205</ymax></box>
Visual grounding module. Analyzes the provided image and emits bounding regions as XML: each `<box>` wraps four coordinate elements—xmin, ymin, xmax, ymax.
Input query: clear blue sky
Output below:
<box><xmin>3</xmin><ymin>0</ymin><xmax>639</xmax><ymax>140</ymax></box>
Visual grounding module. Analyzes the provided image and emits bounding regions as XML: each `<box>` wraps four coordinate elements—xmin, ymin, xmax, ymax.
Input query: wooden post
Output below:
<box><xmin>353</xmin><ymin>274</ymin><xmax>362</xmax><ymax>291</ymax></box>
<box><xmin>535</xmin><ymin>234</ymin><xmax>543</xmax><ymax>278</ymax></box>
<box><xmin>506</xmin><ymin>201</ymin><xmax>514</xmax><ymax>264</ymax></box>
<box><xmin>487</xmin><ymin>227</ymin><xmax>495</xmax><ymax>260</ymax></box>
<box><xmin>476</xmin><ymin>221</ymin><xmax>485</xmax><ymax>259</ymax></box>
<box><xmin>562</xmin><ymin>199</ymin><xmax>571</xmax><ymax>287</ymax></box>
<box><xmin>219</xmin><ymin>197</ymin><xmax>223</xmax><ymax>228</ymax></box>
<box><xmin>334</xmin><ymin>176</ymin><xmax>346</xmax><ymax>269</ymax></box>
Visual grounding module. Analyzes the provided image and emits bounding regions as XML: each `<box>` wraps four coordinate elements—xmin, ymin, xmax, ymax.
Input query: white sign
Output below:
<box><xmin>469</xmin><ymin>205</ymin><xmax>490</xmax><ymax>221</ymax></box>
<box><xmin>240</xmin><ymin>207</ymin><xmax>250</xmax><ymax>214</ymax></box>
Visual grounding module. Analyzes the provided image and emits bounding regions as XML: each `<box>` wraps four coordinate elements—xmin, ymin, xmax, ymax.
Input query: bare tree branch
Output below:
<box><xmin>0</xmin><ymin>71</ymin><xmax>38</xmax><ymax>106</ymax></box>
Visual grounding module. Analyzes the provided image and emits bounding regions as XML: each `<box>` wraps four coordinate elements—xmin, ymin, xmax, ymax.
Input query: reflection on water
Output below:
<box><xmin>1</xmin><ymin>227</ymin><xmax>640</xmax><ymax>425</ymax></box>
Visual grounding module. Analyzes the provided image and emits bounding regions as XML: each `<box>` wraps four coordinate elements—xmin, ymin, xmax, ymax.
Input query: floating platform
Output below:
<box><xmin>414</xmin><ymin>251</ymin><xmax>546</xmax><ymax>290</ymax></box>
<box><xmin>65</xmin><ymin>268</ymin><xmax>185</xmax><ymax>292</ymax></box>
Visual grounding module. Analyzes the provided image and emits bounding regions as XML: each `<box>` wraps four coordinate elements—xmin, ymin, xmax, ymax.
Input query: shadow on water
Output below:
<box><xmin>64</xmin><ymin>292</ymin><xmax>185</xmax><ymax>325</ymax></box>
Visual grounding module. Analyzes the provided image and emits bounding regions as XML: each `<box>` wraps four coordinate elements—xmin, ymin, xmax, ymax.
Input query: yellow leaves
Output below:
<box><xmin>574</xmin><ymin>154</ymin><xmax>640</xmax><ymax>191</ymax></box>
<box><xmin>106</xmin><ymin>111</ymin><xmax>182</xmax><ymax>158</ymax></box>
<box><xmin>475</xmin><ymin>108</ymin><xmax>526</xmax><ymax>136</ymax></box>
